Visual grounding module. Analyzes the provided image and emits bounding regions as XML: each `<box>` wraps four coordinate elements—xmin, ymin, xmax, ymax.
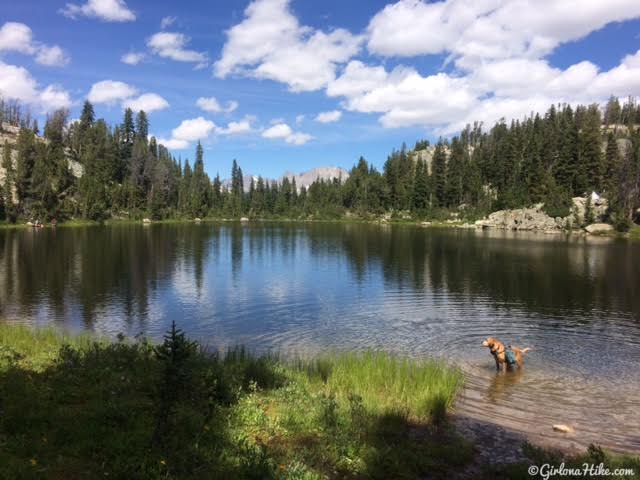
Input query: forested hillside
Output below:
<box><xmin>1</xmin><ymin>97</ymin><xmax>639</xmax><ymax>229</ymax></box>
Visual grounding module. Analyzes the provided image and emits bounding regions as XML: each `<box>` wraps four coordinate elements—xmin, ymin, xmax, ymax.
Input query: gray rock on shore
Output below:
<box><xmin>584</xmin><ymin>223</ymin><xmax>614</xmax><ymax>234</ymax></box>
<box><xmin>475</xmin><ymin>194</ymin><xmax>610</xmax><ymax>232</ymax></box>
<box><xmin>474</xmin><ymin>205</ymin><xmax>563</xmax><ymax>231</ymax></box>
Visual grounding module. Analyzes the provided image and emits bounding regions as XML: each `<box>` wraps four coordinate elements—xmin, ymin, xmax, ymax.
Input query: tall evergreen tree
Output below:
<box><xmin>579</xmin><ymin>105</ymin><xmax>604</xmax><ymax>193</ymax></box>
<box><xmin>445</xmin><ymin>137</ymin><xmax>465</xmax><ymax>207</ymax></box>
<box><xmin>432</xmin><ymin>140</ymin><xmax>447</xmax><ymax>207</ymax></box>
<box><xmin>411</xmin><ymin>159</ymin><xmax>429</xmax><ymax>212</ymax></box>
<box><xmin>79</xmin><ymin>100</ymin><xmax>95</xmax><ymax>135</ymax></box>
<box><xmin>604</xmin><ymin>131</ymin><xmax>620</xmax><ymax>196</ymax></box>
<box><xmin>135</xmin><ymin>110</ymin><xmax>149</xmax><ymax>143</ymax></box>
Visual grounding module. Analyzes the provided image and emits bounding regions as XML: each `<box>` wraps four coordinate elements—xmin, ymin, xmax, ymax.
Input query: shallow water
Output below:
<box><xmin>1</xmin><ymin>223</ymin><xmax>639</xmax><ymax>452</ymax></box>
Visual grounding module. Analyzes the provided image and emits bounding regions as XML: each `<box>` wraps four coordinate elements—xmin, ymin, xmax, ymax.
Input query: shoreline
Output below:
<box><xmin>0</xmin><ymin>322</ymin><xmax>638</xmax><ymax>479</ymax></box>
<box><xmin>2</xmin><ymin>216</ymin><xmax>638</xmax><ymax>241</ymax></box>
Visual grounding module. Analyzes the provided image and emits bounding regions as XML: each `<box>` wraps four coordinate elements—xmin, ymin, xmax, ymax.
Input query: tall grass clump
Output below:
<box><xmin>0</xmin><ymin>322</ymin><xmax>99</xmax><ymax>371</ymax></box>
<box><xmin>301</xmin><ymin>350</ymin><xmax>463</xmax><ymax>420</ymax></box>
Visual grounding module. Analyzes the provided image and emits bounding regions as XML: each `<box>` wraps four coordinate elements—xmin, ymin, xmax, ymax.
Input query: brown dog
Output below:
<box><xmin>482</xmin><ymin>337</ymin><xmax>531</xmax><ymax>371</ymax></box>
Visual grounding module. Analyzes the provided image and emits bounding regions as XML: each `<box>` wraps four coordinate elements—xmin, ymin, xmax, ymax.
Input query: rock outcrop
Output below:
<box><xmin>570</xmin><ymin>192</ymin><xmax>608</xmax><ymax>224</ymax></box>
<box><xmin>1</xmin><ymin>123</ymin><xmax>84</xmax><ymax>204</ymax></box>
<box><xmin>475</xmin><ymin>205</ymin><xmax>564</xmax><ymax>231</ymax></box>
<box><xmin>584</xmin><ymin>223</ymin><xmax>614</xmax><ymax>234</ymax></box>
<box><xmin>475</xmin><ymin>194</ymin><xmax>611</xmax><ymax>232</ymax></box>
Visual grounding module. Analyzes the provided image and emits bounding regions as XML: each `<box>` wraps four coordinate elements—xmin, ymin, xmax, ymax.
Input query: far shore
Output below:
<box><xmin>2</xmin><ymin>216</ymin><xmax>639</xmax><ymax>241</ymax></box>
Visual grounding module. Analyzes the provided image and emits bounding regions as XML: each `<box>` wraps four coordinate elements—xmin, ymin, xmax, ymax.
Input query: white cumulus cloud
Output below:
<box><xmin>196</xmin><ymin>96</ymin><xmax>238</xmax><ymax>113</ymax></box>
<box><xmin>0</xmin><ymin>22</ymin><xmax>35</xmax><ymax>54</ymax></box>
<box><xmin>123</xmin><ymin>93</ymin><xmax>170</xmax><ymax>113</ymax></box>
<box><xmin>39</xmin><ymin>85</ymin><xmax>73</xmax><ymax>111</ymax></box>
<box><xmin>87</xmin><ymin>80</ymin><xmax>168</xmax><ymax>114</ymax></box>
<box><xmin>160</xmin><ymin>116</ymin><xmax>217</xmax><ymax>150</ymax></box>
<box><xmin>366</xmin><ymin>0</ymin><xmax>640</xmax><ymax>69</ymax></box>
<box><xmin>160</xmin><ymin>16</ymin><xmax>177</xmax><ymax>29</ymax></box>
<box><xmin>88</xmin><ymin>80</ymin><xmax>138</xmax><ymax>104</ymax></box>
<box><xmin>262</xmin><ymin>122</ymin><xmax>313</xmax><ymax>144</ymax></box>
<box><xmin>147</xmin><ymin>32</ymin><xmax>207</xmax><ymax>63</ymax></box>
<box><xmin>0</xmin><ymin>61</ymin><xmax>72</xmax><ymax>112</ymax></box>
<box><xmin>317</xmin><ymin>0</ymin><xmax>640</xmax><ymax>134</ymax></box>
<box><xmin>156</xmin><ymin>115</ymin><xmax>258</xmax><ymax>150</ymax></box>
<box><xmin>157</xmin><ymin>138</ymin><xmax>190</xmax><ymax>150</ymax></box>
<box><xmin>217</xmin><ymin>118</ymin><xmax>253</xmax><ymax>135</ymax></box>
<box><xmin>35</xmin><ymin>45</ymin><xmax>70</xmax><ymax>67</ymax></box>
<box><xmin>0</xmin><ymin>22</ymin><xmax>69</xmax><ymax>67</ymax></box>
<box><xmin>214</xmin><ymin>0</ymin><xmax>363</xmax><ymax>92</ymax></box>
<box><xmin>121</xmin><ymin>51</ymin><xmax>145</xmax><ymax>65</ymax></box>
<box><xmin>209</xmin><ymin>0</ymin><xmax>640</xmax><ymax>134</ymax></box>
<box><xmin>61</xmin><ymin>0</ymin><xmax>136</xmax><ymax>22</ymax></box>
<box><xmin>315</xmin><ymin>110</ymin><xmax>342</xmax><ymax>123</ymax></box>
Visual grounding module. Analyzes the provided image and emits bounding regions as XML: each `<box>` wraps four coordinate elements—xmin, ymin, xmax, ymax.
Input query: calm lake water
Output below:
<box><xmin>1</xmin><ymin>223</ymin><xmax>639</xmax><ymax>452</ymax></box>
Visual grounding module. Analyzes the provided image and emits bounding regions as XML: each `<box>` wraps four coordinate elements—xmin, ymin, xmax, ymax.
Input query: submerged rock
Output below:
<box><xmin>552</xmin><ymin>424</ymin><xmax>574</xmax><ymax>433</ymax></box>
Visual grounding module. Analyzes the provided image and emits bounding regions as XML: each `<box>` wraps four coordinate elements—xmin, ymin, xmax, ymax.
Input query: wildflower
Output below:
<box><xmin>30</xmin><ymin>458</ymin><xmax>37</xmax><ymax>466</ymax></box>
<box><xmin>160</xmin><ymin>459</ymin><xmax>166</xmax><ymax>466</ymax></box>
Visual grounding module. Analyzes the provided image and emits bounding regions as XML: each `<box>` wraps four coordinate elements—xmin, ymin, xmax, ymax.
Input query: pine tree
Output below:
<box><xmin>230</xmin><ymin>159</ymin><xmax>244</xmax><ymax>216</ymax></box>
<box><xmin>30</xmin><ymin>143</ymin><xmax>56</xmax><ymax>220</ymax></box>
<box><xmin>445</xmin><ymin>137</ymin><xmax>465</xmax><ymax>207</ymax></box>
<box><xmin>135</xmin><ymin>110</ymin><xmax>149</xmax><ymax>143</ymax></box>
<box><xmin>555</xmin><ymin>106</ymin><xmax>580</xmax><ymax>195</ymax></box>
<box><xmin>212</xmin><ymin>174</ymin><xmax>222</xmax><ymax>212</ymax></box>
<box><xmin>2</xmin><ymin>141</ymin><xmax>14</xmax><ymax>220</ymax></box>
<box><xmin>190</xmin><ymin>141</ymin><xmax>210</xmax><ymax>217</ymax></box>
<box><xmin>604</xmin><ymin>131</ymin><xmax>620</xmax><ymax>196</ymax></box>
<box><xmin>432</xmin><ymin>140</ymin><xmax>447</xmax><ymax>207</ymax></box>
<box><xmin>411</xmin><ymin>159</ymin><xmax>428</xmax><ymax>212</ymax></box>
<box><xmin>15</xmin><ymin>127</ymin><xmax>37</xmax><ymax>204</ymax></box>
<box><xmin>604</xmin><ymin>96</ymin><xmax>621</xmax><ymax>126</ymax></box>
<box><xmin>579</xmin><ymin>105</ymin><xmax>604</xmax><ymax>193</ymax></box>
<box><xmin>79</xmin><ymin>100</ymin><xmax>95</xmax><ymax>135</ymax></box>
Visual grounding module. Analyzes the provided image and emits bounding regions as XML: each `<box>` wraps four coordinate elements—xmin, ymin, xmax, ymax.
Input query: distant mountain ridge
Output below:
<box><xmin>282</xmin><ymin>166</ymin><xmax>349</xmax><ymax>190</ymax></box>
<box><xmin>222</xmin><ymin>166</ymin><xmax>349</xmax><ymax>192</ymax></box>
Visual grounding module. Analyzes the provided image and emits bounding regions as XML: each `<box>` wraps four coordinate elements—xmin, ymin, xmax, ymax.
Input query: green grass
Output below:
<box><xmin>0</xmin><ymin>221</ymin><xmax>28</xmax><ymax>229</ymax></box>
<box><xmin>0</xmin><ymin>323</ymin><xmax>99</xmax><ymax>370</ymax></box>
<box><xmin>300</xmin><ymin>351</ymin><xmax>463</xmax><ymax>422</ymax></box>
<box><xmin>629</xmin><ymin>225</ymin><xmax>640</xmax><ymax>241</ymax></box>
<box><xmin>2</xmin><ymin>324</ymin><xmax>636</xmax><ymax>479</ymax></box>
<box><xmin>0</xmin><ymin>323</ymin><xmax>470</xmax><ymax>479</ymax></box>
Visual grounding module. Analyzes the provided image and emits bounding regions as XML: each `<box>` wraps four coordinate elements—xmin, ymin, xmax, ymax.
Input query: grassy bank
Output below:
<box><xmin>0</xmin><ymin>323</ymin><xmax>469</xmax><ymax>479</ymax></box>
<box><xmin>1</xmin><ymin>323</ymin><xmax>638</xmax><ymax>479</ymax></box>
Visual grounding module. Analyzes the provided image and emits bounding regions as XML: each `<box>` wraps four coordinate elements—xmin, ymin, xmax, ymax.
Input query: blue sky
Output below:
<box><xmin>1</xmin><ymin>0</ymin><xmax>640</xmax><ymax>179</ymax></box>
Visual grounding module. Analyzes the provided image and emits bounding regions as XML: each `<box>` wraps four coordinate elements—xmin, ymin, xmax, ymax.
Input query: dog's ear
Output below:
<box><xmin>482</xmin><ymin>337</ymin><xmax>492</xmax><ymax>347</ymax></box>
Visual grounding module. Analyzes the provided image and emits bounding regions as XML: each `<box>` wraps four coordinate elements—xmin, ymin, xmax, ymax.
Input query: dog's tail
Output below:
<box><xmin>521</xmin><ymin>347</ymin><xmax>532</xmax><ymax>354</ymax></box>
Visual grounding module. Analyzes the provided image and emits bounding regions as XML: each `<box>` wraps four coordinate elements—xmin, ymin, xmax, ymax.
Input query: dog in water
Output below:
<box><xmin>482</xmin><ymin>337</ymin><xmax>531</xmax><ymax>371</ymax></box>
